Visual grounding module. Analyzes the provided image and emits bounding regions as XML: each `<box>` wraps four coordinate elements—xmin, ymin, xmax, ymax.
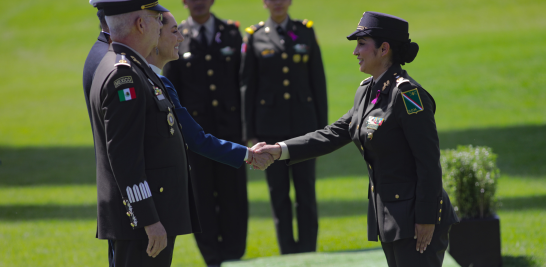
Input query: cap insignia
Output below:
<box><xmin>141</xmin><ymin>1</ymin><xmax>158</xmax><ymax>10</ymax></box>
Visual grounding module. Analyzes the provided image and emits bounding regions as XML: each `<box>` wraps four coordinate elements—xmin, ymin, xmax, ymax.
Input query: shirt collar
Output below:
<box><xmin>112</xmin><ymin>42</ymin><xmax>149</xmax><ymax>66</ymax></box>
<box><xmin>149</xmin><ymin>64</ymin><xmax>162</xmax><ymax>76</ymax></box>
<box><xmin>270</xmin><ymin>16</ymin><xmax>289</xmax><ymax>30</ymax></box>
<box><xmin>188</xmin><ymin>14</ymin><xmax>215</xmax><ymax>34</ymax></box>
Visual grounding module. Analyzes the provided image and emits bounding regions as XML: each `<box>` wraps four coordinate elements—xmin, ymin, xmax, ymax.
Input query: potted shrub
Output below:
<box><xmin>441</xmin><ymin>145</ymin><xmax>502</xmax><ymax>267</ymax></box>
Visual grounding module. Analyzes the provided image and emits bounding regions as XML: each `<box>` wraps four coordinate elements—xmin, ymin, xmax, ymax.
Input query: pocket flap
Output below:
<box><xmin>380</xmin><ymin>182</ymin><xmax>416</xmax><ymax>202</ymax></box>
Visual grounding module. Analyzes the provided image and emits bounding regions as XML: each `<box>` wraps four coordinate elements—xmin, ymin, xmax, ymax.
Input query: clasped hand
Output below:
<box><xmin>246</xmin><ymin>142</ymin><xmax>282</xmax><ymax>170</ymax></box>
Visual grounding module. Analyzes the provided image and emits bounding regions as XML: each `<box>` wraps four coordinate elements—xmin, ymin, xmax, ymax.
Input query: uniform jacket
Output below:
<box><xmin>240</xmin><ymin>17</ymin><xmax>328</xmax><ymax>140</ymax></box>
<box><xmin>90</xmin><ymin>43</ymin><xmax>201</xmax><ymax>240</ymax></box>
<box><xmin>159</xmin><ymin>74</ymin><xmax>247</xmax><ymax>168</ymax></box>
<box><xmin>163</xmin><ymin>14</ymin><xmax>243</xmax><ymax>140</ymax></box>
<box><xmin>282</xmin><ymin>65</ymin><xmax>459</xmax><ymax>242</ymax></box>
<box><xmin>83</xmin><ymin>32</ymin><xmax>109</xmax><ymax>133</ymax></box>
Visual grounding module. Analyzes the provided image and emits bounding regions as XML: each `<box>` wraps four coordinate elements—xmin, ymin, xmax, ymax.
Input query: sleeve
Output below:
<box><xmin>102</xmin><ymin>68</ymin><xmax>159</xmax><ymax>229</ymax></box>
<box><xmin>395</xmin><ymin>86</ymin><xmax>443</xmax><ymax>224</ymax></box>
<box><xmin>308</xmin><ymin>27</ymin><xmax>328</xmax><ymax>128</ymax></box>
<box><xmin>163</xmin><ymin>58</ymin><xmax>182</xmax><ymax>101</ymax></box>
<box><xmin>283</xmin><ymin>107</ymin><xmax>354</xmax><ymax>165</ymax></box>
<box><xmin>159</xmin><ymin>75</ymin><xmax>183</xmax><ymax>109</ymax></box>
<box><xmin>175</xmin><ymin>106</ymin><xmax>247</xmax><ymax>169</ymax></box>
<box><xmin>240</xmin><ymin>33</ymin><xmax>259</xmax><ymax>141</ymax></box>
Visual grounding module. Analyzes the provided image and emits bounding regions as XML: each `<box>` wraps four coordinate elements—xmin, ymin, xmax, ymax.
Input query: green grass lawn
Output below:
<box><xmin>1</xmin><ymin>0</ymin><xmax>546</xmax><ymax>266</ymax></box>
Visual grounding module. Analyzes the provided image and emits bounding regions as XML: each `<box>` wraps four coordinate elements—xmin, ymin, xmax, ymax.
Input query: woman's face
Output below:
<box><xmin>353</xmin><ymin>37</ymin><xmax>384</xmax><ymax>75</ymax></box>
<box><xmin>158</xmin><ymin>13</ymin><xmax>184</xmax><ymax>62</ymax></box>
<box><xmin>264</xmin><ymin>0</ymin><xmax>291</xmax><ymax>18</ymax></box>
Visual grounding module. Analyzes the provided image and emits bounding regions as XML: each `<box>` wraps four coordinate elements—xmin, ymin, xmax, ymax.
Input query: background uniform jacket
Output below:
<box><xmin>282</xmin><ymin>65</ymin><xmax>459</xmax><ymax>242</ymax></box>
<box><xmin>163</xmin><ymin>15</ymin><xmax>243</xmax><ymax>140</ymax></box>
<box><xmin>240</xmin><ymin>17</ymin><xmax>328</xmax><ymax>139</ymax></box>
<box><xmin>90</xmin><ymin>43</ymin><xmax>201</xmax><ymax>240</ymax></box>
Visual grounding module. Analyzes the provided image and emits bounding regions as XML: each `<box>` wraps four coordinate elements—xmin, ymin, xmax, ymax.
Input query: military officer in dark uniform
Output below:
<box><xmin>87</xmin><ymin>1</ymin><xmax>201</xmax><ymax>266</ymax></box>
<box><xmin>240</xmin><ymin>0</ymin><xmax>328</xmax><ymax>254</ymax></box>
<box><xmin>161</xmin><ymin>1</ymin><xmax>247</xmax><ymax>266</ymax></box>
<box><xmin>255</xmin><ymin>11</ymin><xmax>459</xmax><ymax>267</ymax></box>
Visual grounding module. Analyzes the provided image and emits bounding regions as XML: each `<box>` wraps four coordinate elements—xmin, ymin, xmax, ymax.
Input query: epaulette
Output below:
<box><xmin>301</xmin><ymin>19</ymin><xmax>314</xmax><ymax>28</ymax></box>
<box><xmin>226</xmin><ymin>19</ymin><xmax>240</xmax><ymax>28</ymax></box>
<box><xmin>245</xmin><ymin>22</ymin><xmax>265</xmax><ymax>35</ymax></box>
<box><xmin>360</xmin><ymin>76</ymin><xmax>372</xmax><ymax>86</ymax></box>
<box><xmin>114</xmin><ymin>53</ymin><xmax>131</xmax><ymax>68</ymax></box>
<box><xmin>395</xmin><ymin>77</ymin><xmax>412</xmax><ymax>91</ymax></box>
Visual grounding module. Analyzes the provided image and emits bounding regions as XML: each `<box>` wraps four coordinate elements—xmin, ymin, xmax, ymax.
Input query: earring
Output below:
<box><xmin>155</xmin><ymin>47</ymin><xmax>159</xmax><ymax>55</ymax></box>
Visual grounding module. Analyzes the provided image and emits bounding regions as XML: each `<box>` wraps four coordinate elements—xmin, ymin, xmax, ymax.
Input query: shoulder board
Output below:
<box><xmin>245</xmin><ymin>22</ymin><xmax>264</xmax><ymax>35</ymax></box>
<box><xmin>360</xmin><ymin>76</ymin><xmax>372</xmax><ymax>86</ymax></box>
<box><xmin>395</xmin><ymin>77</ymin><xmax>412</xmax><ymax>91</ymax></box>
<box><xmin>225</xmin><ymin>19</ymin><xmax>240</xmax><ymax>28</ymax></box>
<box><xmin>301</xmin><ymin>19</ymin><xmax>314</xmax><ymax>28</ymax></box>
<box><xmin>114</xmin><ymin>53</ymin><xmax>131</xmax><ymax>68</ymax></box>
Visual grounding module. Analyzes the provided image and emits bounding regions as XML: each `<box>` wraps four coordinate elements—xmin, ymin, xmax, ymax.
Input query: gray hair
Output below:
<box><xmin>105</xmin><ymin>10</ymin><xmax>146</xmax><ymax>39</ymax></box>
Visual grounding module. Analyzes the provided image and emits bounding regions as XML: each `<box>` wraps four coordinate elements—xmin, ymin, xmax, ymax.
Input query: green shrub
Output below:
<box><xmin>441</xmin><ymin>145</ymin><xmax>500</xmax><ymax>219</ymax></box>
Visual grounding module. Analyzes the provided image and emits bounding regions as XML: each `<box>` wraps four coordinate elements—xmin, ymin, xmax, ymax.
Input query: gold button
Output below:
<box><xmin>439</xmin><ymin>217</ymin><xmax>442</xmax><ymax>221</ymax></box>
<box><xmin>260</xmin><ymin>99</ymin><xmax>266</xmax><ymax>105</ymax></box>
<box><xmin>123</xmin><ymin>200</ymin><xmax>127</xmax><ymax>206</ymax></box>
<box><xmin>160</xmin><ymin>187</ymin><xmax>164</xmax><ymax>193</ymax></box>
<box><xmin>283</xmin><ymin>66</ymin><xmax>289</xmax><ymax>73</ymax></box>
<box><xmin>192</xmin><ymin>111</ymin><xmax>198</xmax><ymax>116</ymax></box>
<box><xmin>395</xmin><ymin>194</ymin><xmax>400</xmax><ymax>199</ymax></box>
<box><xmin>210</xmin><ymin>84</ymin><xmax>216</xmax><ymax>91</ymax></box>
<box><xmin>205</xmin><ymin>54</ymin><xmax>212</xmax><ymax>61</ymax></box>
<box><xmin>357</xmin><ymin>124</ymin><xmax>360</xmax><ymax>129</ymax></box>
<box><xmin>186</xmin><ymin>62</ymin><xmax>191</xmax><ymax>68</ymax></box>
<box><xmin>284</xmin><ymin>92</ymin><xmax>291</xmax><ymax>100</ymax></box>
<box><xmin>360</xmin><ymin>145</ymin><xmax>363</xmax><ymax>150</ymax></box>
<box><xmin>368</xmin><ymin>164</ymin><xmax>372</xmax><ymax>169</ymax></box>
<box><xmin>307</xmin><ymin>97</ymin><xmax>312</xmax><ymax>102</ymax></box>
<box><xmin>283</xmin><ymin>79</ymin><xmax>290</xmax><ymax>86</ymax></box>
<box><xmin>212</xmin><ymin>99</ymin><xmax>219</xmax><ymax>107</ymax></box>
<box><xmin>440</xmin><ymin>209</ymin><xmax>442</xmax><ymax>212</ymax></box>
<box><xmin>440</xmin><ymin>200</ymin><xmax>443</xmax><ymax>204</ymax></box>
<box><xmin>126</xmin><ymin>212</ymin><xmax>131</xmax><ymax>217</ymax></box>
<box><xmin>371</xmin><ymin>186</ymin><xmax>374</xmax><ymax>192</ymax></box>
<box><xmin>207</xmin><ymin>69</ymin><xmax>214</xmax><ymax>76</ymax></box>
<box><xmin>282</xmin><ymin>53</ymin><xmax>288</xmax><ymax>59</ymax></box>
<box><xmin>226</xmin><ymin>57</ymin><xmax>231</xmax><ymax>62</ymax></box>
<box><xmin>130</xmin><ymin>223</ymin><xmax>135</xmax><ymax>227</ymax></box>
<box><xmin>231</xmin><ymin>106</ymin><xmax>236</xmax><ymax>111</ymax></box>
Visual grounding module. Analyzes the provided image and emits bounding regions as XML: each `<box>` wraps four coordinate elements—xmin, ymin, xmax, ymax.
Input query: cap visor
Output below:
<box><xmin>346</xmin><ymin>30</ymin><xmax>369</xmax><ymax>40</ymax></box>
<box><xmin>147</xmin><ymin>4</ymin><xmax>169</xmax><ymax>12</ymax></box>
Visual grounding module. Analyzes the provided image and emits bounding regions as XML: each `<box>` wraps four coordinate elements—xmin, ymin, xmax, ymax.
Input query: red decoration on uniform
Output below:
<box><xmin>241</xmin><ymin>43</ymin><xmax>247</xmax><ymax>53</ymax></box>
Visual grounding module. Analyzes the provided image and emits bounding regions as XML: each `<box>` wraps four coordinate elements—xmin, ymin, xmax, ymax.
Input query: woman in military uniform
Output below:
<box><xmin>255</xmin><ymin>12</ymin><xmax>459</xmax><ymax>267</ymax></box>
<box><xmin>240</xmin><ymin>0</ymin><xmax>328</xmax><ymax>254</ymax></box>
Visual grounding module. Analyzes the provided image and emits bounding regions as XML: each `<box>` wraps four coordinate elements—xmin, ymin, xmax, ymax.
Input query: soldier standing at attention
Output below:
<box><xmin>162</xmin><ymin>1</ymin><xmax>247</xmax><ymax>266</ymax></box>
<box><xmin>240</xmin><ymin>0</ymin><xmax>328</xmax><ymax>254</ymax></box>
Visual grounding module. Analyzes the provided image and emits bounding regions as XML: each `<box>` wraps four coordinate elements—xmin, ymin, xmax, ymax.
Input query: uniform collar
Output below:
<box><xmin>112</xmin><ymin>42</ymin><xmax>149</xmax><ymax>66</ymax></box>
<box><xmin>268</xmin><ymin>15</ymin><xmax>290</xmax><ymax>31</ymax></box>
<box><xmin>149</xmin><ymin>64</ymin><xmax>162</xmax><ymax>76</ymax></box>
<box><xmin>188</xmin><ymin>14</ymin><xmax>215</xmax><ymax>37</ymax></box>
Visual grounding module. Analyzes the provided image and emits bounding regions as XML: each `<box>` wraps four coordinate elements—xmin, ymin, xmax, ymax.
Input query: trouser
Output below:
<box><xmin>189</xmin><ymin>150</ymin><xmax>248</xmax><ymax>266</ymax></box>
<box><xmin>262</xmin><ymin>137</ymin><xmax>318</xmax><ymax>254</ymax></box>
<box><xmin>380</xmin><ymin>224</ymin><xmax>451</xmax><ymax>267</ymax></box>
<box><xmin>108</xmin><ymin>236</ymin><xmax>177</xmax><ymax>267</ymax></box>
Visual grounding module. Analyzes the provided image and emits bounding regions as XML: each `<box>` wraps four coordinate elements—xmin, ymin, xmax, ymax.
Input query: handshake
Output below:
<box><xmin>245</xmin><ymin>142</ymin><xmax>282</xmax><ymax>170</ymax></box>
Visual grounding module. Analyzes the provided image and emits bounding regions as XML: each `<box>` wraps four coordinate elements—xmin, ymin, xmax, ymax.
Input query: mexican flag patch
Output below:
<box><xmin>401</xmin><ymin>88</ymin><xmax>424</xmax><ymax>115</ymax></box>
<box><xmin>118</xmin><ymin>87</ymin><xmax>136</xmax><ymax>102</ymax></box>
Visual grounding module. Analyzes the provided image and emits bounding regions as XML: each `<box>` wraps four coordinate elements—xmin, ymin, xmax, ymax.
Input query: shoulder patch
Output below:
<box><xmin>114</xmin><ymin>53</ymin><xmax>131</xmax><ymax>68</ymax></box>
<box><xmin>114</xmin><ymin>76</ymin><xmax>133</xmax><ymax>88</ymax></box>
<box><xmin>360</xmin><ymin>76</ymin><xmax>372</xmax><ymax>86</ymax></box>
<box><xmin>401</xmin><ymin>88</ymin><xmax>424</xmax><ymax>115</ymax></box>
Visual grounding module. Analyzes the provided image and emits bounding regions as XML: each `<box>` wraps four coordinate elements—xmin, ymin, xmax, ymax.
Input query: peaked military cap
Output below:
<box><xmin>90</xmin><ymin>0</ymin><xmax>168</xmax><ymax>16</ymax></box>
<box><xmin>347</xmin><ymin>11</ymin><xmax>409</xmax><ymax>42</ymax></box>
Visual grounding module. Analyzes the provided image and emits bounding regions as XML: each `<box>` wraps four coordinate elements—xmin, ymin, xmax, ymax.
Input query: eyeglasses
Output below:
<box><xmin>145</xmin><ymin>13</ymin><xmax>163</xmax><ymax>23</ymax></box>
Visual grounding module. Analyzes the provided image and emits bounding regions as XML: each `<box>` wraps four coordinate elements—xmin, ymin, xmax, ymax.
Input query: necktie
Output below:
<box><xmin>199</xmin><ymin>25</ymin><xmax>208</xmax><ymax>47</ymax></box>
<box><xmin>277</xmin><ymin>26</ymin><xmax>285</xmax><ymax>41</ymax></box>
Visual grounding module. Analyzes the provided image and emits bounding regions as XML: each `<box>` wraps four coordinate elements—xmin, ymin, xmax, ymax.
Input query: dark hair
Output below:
<box><xmin>97</xmin><ymin>9</ymin><xmax>108</xmax><ymax>31</ymax></box>
<box><xmin>372</xmin><ymin>37</ymin><xmax>419</xmax><ymax>65</ymax></box>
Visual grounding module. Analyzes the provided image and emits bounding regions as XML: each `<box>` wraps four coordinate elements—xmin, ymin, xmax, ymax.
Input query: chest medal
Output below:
<box><xmin>154</xmin><ymin>87</ymin><xmax>165</xmax><ymax>100</ymax></box>
<box><xmin>366</xmin><ymin>116</ymin><xmax>384</xmax><ymax>130</ymax></box>
<box><xmin>167</xmin><ymin>112</ymin><xmax>175</xmax><ymax>135</ymax></box>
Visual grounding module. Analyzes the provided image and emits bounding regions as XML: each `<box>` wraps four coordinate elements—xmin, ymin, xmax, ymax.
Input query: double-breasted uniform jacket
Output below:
<box><xmin>240</xmin><ymin>17</ymin><xmax>328</xmax><ymax>140</ymax></box>
<box><xmin>163</xmin><ymin>15</ymin><xmax>243</xmax><ymax>140</ymax></box>
<box><xmin>283</xmin><ymin>65</ymin><xmax>459</xmax><ymax>242</ymax></box>
<box><xmin>90</xmin><ymin>43</ymin><xmax>201</xmax><ymax>240</ymax></box>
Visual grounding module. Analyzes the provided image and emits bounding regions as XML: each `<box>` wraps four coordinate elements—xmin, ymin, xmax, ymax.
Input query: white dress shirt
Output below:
<box><xmin>187</xmin><ymin>15</ymin><xmax>215</xmax><ymax>46</ymax></box>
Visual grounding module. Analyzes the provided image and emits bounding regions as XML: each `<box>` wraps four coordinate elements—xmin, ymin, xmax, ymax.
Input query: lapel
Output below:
<box><xmin>209</xmin><ymin>15</ymin><xmax>223</xmax><ymax>50</ymax></box>
<box><xmin>265</xmin><ymin>17</ymin><xmax>285</xmax><ymax>51</ymax></box>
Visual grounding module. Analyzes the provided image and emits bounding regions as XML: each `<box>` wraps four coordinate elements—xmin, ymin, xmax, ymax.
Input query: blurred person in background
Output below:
<box><xmin>255</xmin><ymin>11</ymin><xmax>459</xmax><ymax>267</ymax></box>
<box><xmin>162</xmin><ymin>1</ymin><xmax>248</xmax><ymax>266</ymax></box>
<box><xmin>240</xmin><ymin>0</ymin><xmax>328</xmax><ymax>255</ymax></box>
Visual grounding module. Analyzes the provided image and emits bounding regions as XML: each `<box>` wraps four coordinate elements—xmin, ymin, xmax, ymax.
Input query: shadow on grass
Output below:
<box><xmin>250</xmin><ymin>200</ymin><xmax>368</xmax><ymax>218</ymax></box>
<box><xmin>0</xmin><ymin>204</ymin><xmax>96</xmax><ymax>221</ymax></box>
<box><xmin>1</xmin><ymin>124</ymin><xmax>544</xmax><ymax>186</ymax></box>
<box><xmin>502</xmin><ymin>255</ymin><xmax>539</xmax><ymax>267</ymax></box>
<box><xmin>498</xmin><ymin>195</ymin><xmax>546</xmax><ymax>211</ymax></box>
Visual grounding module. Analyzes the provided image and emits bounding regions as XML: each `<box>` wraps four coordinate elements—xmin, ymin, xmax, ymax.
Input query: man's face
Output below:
<box><xmin>263</xmin><ymin>0</ymin><xmax>291</xmax><ymax>18</ymax></box>
<box><xmin>143</xmin><ymin>11</ymin><xmax>164</xmax><ymax>48</ymax></box>
<box><xmin>184</xmin><ymin>0</ymin><xmax>214</xmax><ymax>18</ymax></box>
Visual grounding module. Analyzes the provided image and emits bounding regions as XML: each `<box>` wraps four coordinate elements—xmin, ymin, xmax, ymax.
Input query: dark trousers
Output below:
<box><xmin>189</xmin><ymin>150</ymin><xmax>248</xmax><ymax>266</ymax></box>
<box><xmin>380</xmin><ymin>224</ymin><xmax>451</xmax><ymax>267</ymax></box>
<box><xmin>262</xmin><ymin>137</ymin><xmax>318</xmax><ymax>254</ymax></box>
<box><xmin>108</xmin><ymin>236</ymin><xmax>177</xmax><ymax>267</ymax></box>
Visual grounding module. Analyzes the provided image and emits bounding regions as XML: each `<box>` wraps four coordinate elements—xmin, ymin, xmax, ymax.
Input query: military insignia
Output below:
<box><xmin>259</xmin><ymin>21</ymin><xmax>265</xmax><ymax>26</ymax></box>
<box><xmin>287</xmin><ymin>31</ymin><xmax>298</xmax><ymax>41</ymax></box>
<box><xmin>154</xmin><ymin>87</ymin><xmax>165</xmax><ymax>100</ymax></box>
<box><xmin>114</xmin><ymin>76</ymin><xmax>133</xmax><ymax>88</ymax></box>
<box><xmin>215</xmin><ymin>32</ymin><xmax>221</xmax><ymax>43</ymax></box>
<box><xmin>303</xmin><ymin>54</ymin><xmax>309</xmax><ymax>63</ymax></box>
<box><xmin>302</xmin><ymin>19</ymin><xmax>313</xmax><ymax>28</ymax></box>
<box><xmin>170</xmin><ymin>128</ymin><xmax>174</xmax><ymax>135</ymax></box>
<box><xmin>261</xmin><ymin>49</ymin><xmax>275</xmax><ymax>58</ymax></box>
<box><xmin>265</xmin><ymin>27</ymin><xmax>270</xmax><ymax>33</ymax></box>
<box><xmin>114</xmin><ymin>54</ymin><xmax>131</xmax><ymax>68</ymax></box>
<box><xmin>282</xmin><ymin>53</ymin><xmax>288</xmax><ymax>59</ymax></box>
<box><xmin>368</xmin><ymin>132</ymin><xmax>373</xmax><ymax>140</ymax></box>
<box><xmin>382</xmin><ymin>80</ymin><xmax>390</xmax><ymax>91</ymax></box>
<box><xmin>221</xmin><ymin>46</ymin><xmax>234</xmax><ymax>56</ymax></box>
<box><xmin>167</xmin><ymin>113</ymin><xmax>175</xmax><ymax>126</ymax></box>
<box><xmin>366</xmin><ymin>116</ymin><xmax>384</xmax><ymax>130</ymax></box>
<box><xmin>183</xmin><ymin>52</ymin><xmax>192</xmax><ymax>59</ymax></box>
<box><xmin>293</xmin><ymin>44</ymin><xmax>308</xmax><ymax>53</ymax></box>
<box><xmin>401</xmin><ymin>89</ymin><xmax>424</xmax><ymax>115</ymax></box>
<box><xmin>293</xmin><ymin>54</ymin><xmax>301</xmax><ymax>63</ymax></box>
<box><xmin>130</xmin><ymin>56</ymin><xmax>141</xmax><ymax>65</ymax></box>
<box><xmin>118</xmin><ymin>87</ymin><xmax>136</xmax><ymax>102</ymax></box>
